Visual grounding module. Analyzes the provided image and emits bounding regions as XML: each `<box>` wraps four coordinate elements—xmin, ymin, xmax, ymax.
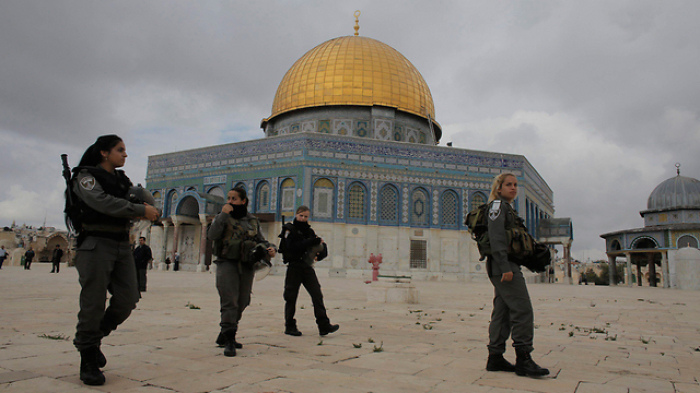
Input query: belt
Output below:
<box><xmin>83</xmin><ymin>231</ymin><xmax>129</xmax><ymax>242</ymax></box>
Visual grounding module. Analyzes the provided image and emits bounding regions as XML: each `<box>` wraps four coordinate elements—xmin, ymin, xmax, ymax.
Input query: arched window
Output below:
<box><xmin>234</xmin><ymin>182</ymin><xmax>246</xmax><ymax>191</ymax></box>
<box><xmin>280</xmin><ymin>178</ymin><xmax>296</xmax><ymax>214</ymax></box>
<box><xmin>379</xmin><ymin>184</ymin><xmax>399</xmax><ymax>224</ymax></box>
<box><xmin>256</xmin><ymin>182</ymin><xmax>270</xmax><ymax>212</ymax></box>
<box><xmin>152</xmin><ymin>191</ymin><xmax>162</xmax><ymax>210</ymax></box>
<box><xmin>470</xmin><ymin>192</ymin><xmax>486</xmax><ymax>212</ymax></box>
<box><xmin>313</xmin><ymin>178</ymin><xmax>334</xmax><ymax>219</ymax></box>
<box><xmin>347</xmin><ymin>183</ymin><xmax>366</xmax><ymax>221</ymax></box>
<box><xmin>411</xmin><ymin>188</ymin><xmax>429</xmax><ymax>226</ymax></box>
<box><xmin>441</xmin><ymin>190</ymin><xmax>458</xmax><ymax>227</ymax></box>
<box><xmin>677</xmin><ymin>235</ymin><xmax>699</xmax><ymax>249</ymax></box>
<box><xmin>207</xmin><ymin>186</ymin><xmax>225</xmax><ymax>199</ymax></box>
<box><xmin>168</xmin><ymin>191</ymin><xmax>178</xmax><ymax>216</ymax></box>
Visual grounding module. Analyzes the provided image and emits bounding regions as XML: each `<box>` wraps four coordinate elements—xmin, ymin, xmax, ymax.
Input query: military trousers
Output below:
<box><xmin>74</xmin><ymin>236</ymin><xmax>140</xmax><ymax>351</ymax></box>
<box><xmin>215</xmin><ymin>260</ymin><xmax>255</xmax><ymax>334</ymax></box>
<box><xmin>136</xmin><ymin>268</ymin><xmax>147</xmax><ymax>292</ymax></box>
<box><xmin>283</xmin><ymin>264</ymin><xmax>330</xmax><ymax>329</ymax></box>
<box><xmin>487</xmin><ymin>266</ymin><xmax>534</xmax><ymax>355</ymax></box>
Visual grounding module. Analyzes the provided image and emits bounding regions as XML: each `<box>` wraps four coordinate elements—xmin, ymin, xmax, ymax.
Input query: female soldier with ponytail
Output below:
<box><xmin>484</xmin><ymin>173</ymin><xmax>549</xmax><ymax>377</ymax></box>
<box><xmin>69</xmin><ymin>135</ymin><xmax>159</xmax><ymax>386</ymax></box>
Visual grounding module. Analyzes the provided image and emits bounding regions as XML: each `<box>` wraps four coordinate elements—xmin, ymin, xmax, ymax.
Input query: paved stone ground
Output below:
<box><xmin>1</xmin><ymin>264</ymin><xmax>699</xmax><ymax>393</ymax></box>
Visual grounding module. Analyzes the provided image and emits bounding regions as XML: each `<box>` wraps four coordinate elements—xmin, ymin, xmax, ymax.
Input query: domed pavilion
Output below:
<box><xmin>601</xmin><ymin>165</ymin><xmax>700</xmax><ymax>288</ymax></box>
<box><xmin>144</xmin><ymin>19</ymin><xmax>555</xmax><ymax>281</ymax></box>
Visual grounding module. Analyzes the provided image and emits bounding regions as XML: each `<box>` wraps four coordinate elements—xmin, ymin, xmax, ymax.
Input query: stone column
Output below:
<box><xmin>608</xmin><ymin>255</ymin><xmax>617</xmax><ymax>286</ymax></box>
<box><xmin>161</xmin><ymin>222</ymin><xmax>170</xmax><ymax>271</ymax></box>
<box><xmin>197</xmin><ymin>214</ymin><xmax>209</xmax><ymax>272</ymax></box>
<box><xmin>624</xmin><ymin>252</ymin><xmax>632</xmax><ymax>287</ymax></box>
<box><xmin>171</xmin><ymin>220</ymin><xmax>181</xmax><ymax>269</ymax></box>
<box><xmin>648</xmin><ymin>253</ymin><xmax>657</xmax><ymax>287</ymax></box>
<box><xmin>563</xmin><ymin>239</ymin><xmax>573</xmax><ymax>285</ymax></box>
<box><xmin>662</xmin><ymin>251</ymin><xmax>670</xmax><ymax>288</ymax></box>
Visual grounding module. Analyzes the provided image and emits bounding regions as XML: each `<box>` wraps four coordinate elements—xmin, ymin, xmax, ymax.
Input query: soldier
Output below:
<box><xmin>279</xmin><ymin>205</ymin><xmax>339</xmax><ymax>337</ymax></box>
<box><xmin>484</xmin><ymin>173</ymin><xmax>549</xmax><ymax>377</ymax></box>
<box><xmin>67</xmin><ymin>135</ymin><xmax>159</xmax><ymax>385</ymax></box>
<box><xmin>209</xmin><ymin>187</ymin><xmax>276</xmax><ymax>357</ymax></box>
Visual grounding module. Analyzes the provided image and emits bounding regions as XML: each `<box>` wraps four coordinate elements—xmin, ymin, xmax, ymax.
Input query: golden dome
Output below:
<box><xmin>266</xmin><ymin>35</ymin><xmax>438</xmax><ymax>128</ymax></box>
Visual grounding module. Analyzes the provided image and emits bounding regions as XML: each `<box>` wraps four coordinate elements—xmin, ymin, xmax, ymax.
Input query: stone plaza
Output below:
<box><xmin>1</xmin><ymin>264</ymin><xmax>699</xmax><ymax>393</ymax></box>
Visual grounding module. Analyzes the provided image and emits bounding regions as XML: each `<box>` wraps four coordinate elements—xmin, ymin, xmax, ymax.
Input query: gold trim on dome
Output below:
<box><xmin>266</xmin><ymin>36</ymin><xmax>438</xmax><ymax>131</ymax></box>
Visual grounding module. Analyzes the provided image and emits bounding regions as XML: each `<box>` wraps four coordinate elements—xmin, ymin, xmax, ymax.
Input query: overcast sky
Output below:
<box><xmin>1</xmin><ymin>1</ymin><xmax>698</xmax><ymax>261</ymax></box>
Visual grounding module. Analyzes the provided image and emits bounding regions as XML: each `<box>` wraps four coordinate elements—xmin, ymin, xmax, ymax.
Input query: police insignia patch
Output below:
<box><xmin>80</xmin><ymin>176</ymin><xmax>96</xmax><ymax>191</ymax></box>
<box><xmin>488</xmin><ymin>200</ymin><xmax>501</xmax><ymax>221</ymax></box>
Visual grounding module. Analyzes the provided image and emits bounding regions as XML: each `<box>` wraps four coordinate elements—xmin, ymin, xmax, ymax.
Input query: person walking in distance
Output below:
<box><xmin>133</xmin><ymin>237</ymin><xmax>152</xmax><ymax>294</ymax></box>
<box><xmin>24</xmin><ymin>247</ymin><xmax>35</xmax><ymax>270</ymax></box>
<box><xmin>50</xmin><ymin>244</ymin><xmax>63</xmax><ymax>273</ymax></box>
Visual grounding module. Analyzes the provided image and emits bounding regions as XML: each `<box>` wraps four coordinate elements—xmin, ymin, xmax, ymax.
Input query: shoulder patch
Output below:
<box><xmin>488</xmin><ymin>200</ymin><xmax>502</xmax><ymax>221</ymax></box>
<box><xmin>79</xmin><ymin>176</ymin><xmax>96</xmax><ymax>191</ymax></box>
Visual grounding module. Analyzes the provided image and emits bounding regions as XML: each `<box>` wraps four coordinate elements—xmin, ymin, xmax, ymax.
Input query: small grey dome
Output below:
<box><xmin>647</xmin><ymin>175</ymin><xmax>700</xmax><ymax>210</ymax></box>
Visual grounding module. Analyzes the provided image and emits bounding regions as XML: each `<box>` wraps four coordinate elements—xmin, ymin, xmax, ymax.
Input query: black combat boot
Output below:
<box><xmin>515</xmin><ymin>349</ymin><xmax>549</xmax><ymax>377</ymax></box>
<box><xmin>216</xmin><ymin>332</ymin><xmax>242</xmax><ymax>348</ymax></box>
<box><xmin>486</xmin><ymin>354</ymin><xmax>516</xmax><ymax>372</ymax></box>
<box><xmin>318</xmin><ymin>323</ymin><xmax>339</xmax><ymax>336</ymax></box>
<box><xmin>285</xmin><ymin>325</ymin><xmax>303</xmax><ymax>336</ymax></box>
<box><xmin>223</xmin><ymin>331</ymin><xmax>237</xmax><ymax>357</ymax></box>
<box><xmin>96</xmin><ymin>346</ymin><xmax>107</xmax><ymax>368</ymax></box>
<box><xmin>79</xmin><ymin>347</ymin><xmax>106</xmax><ymax>386</ymax></box>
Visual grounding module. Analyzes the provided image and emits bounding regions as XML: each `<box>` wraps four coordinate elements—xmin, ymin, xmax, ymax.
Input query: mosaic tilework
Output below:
<box><xmin>393</xmin><ymin>125</ymin><xmax>404</xmax><ymax>142</ymax></box>
<box><xmin>333</xmin><ymin>119</ymin><xmax>352</xmax><ymax>136</ymax></box>
<box><xmin>279</xmin><ymin>127</ymin><xmax>290</xmax><ymax>135</ymax></box>
<box><xmin>302</xmin><ymin>121</ymin><xmax>317</xmax><ymax>133</ymax></box>
<box><xmin>271</xmin><ymin>177</ymin><xmax>279</xmax><ymax>211</ymax></box>
<box><xmin>432</xmin><ymin>189</ymin><xmax>440</xmax><ymax>225</ymax></box>
<box><xmin>370</xmin><ymin>181</ymin><xmax>378</xmax><ymax>221</ymax></box>
<box><xmin>402</xmin><ymin>186</ymin><xmax>409</xmax><ymax>223</ymax></box>
<box><xmin>337</xmin><ymin>179</ymin><xmax>346</xmax><ymax>219</ymax></box>
<box><xmin>318</xmin><ymin>120</ymin><xmax>331</xmax><ymax>134</ymax></box>
<box><xmin>374</xmin><ymin>119</ymin><xmax>392</xmax><ymax>141</ymax></box>
<box><xmin>407</xmin><ymin>128</ymin><xmax>419</xmax><ymax>144</ymax></box>
<box><xmin>356</xmin><ymin>120</ymin><xmax>369</xmax><ymax>138</ymax></box>
<box><xmin>290</xmin><ymin>124</ymin><xmax>300</xmax><ymax>134</ymax></box>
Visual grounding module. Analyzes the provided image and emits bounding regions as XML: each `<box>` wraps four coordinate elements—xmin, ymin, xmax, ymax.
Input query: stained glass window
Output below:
<box><xmin>313</xmin><ymin>178</ymin><xmax>334</xmax><ymax>218</ymax></box>
<box><xmin>411</xmin><ymin>188</ymin><xmax>428</xmax><ymax>226</ymax></box>
<box><xmin>441</xmin><ymin>191</ymin><xmax>458</xmax><ymax>227</ymax></box>
<box><xmin>257</xmin><ymin>183</ymin><xmax>270</xmax><ymax>211</ymax></box>
<box><xmin>379</xmin><ymin>185</ymin><xmax>398</xmax><ymax>223</ymax></box>
<box><xmin>348</xmin><ymin>183</ymin><xmax>366</xmax><ymax>220</ymax></box>
<box><xmin>470</xmin><ymin>192</ymin><xmax>486</xmax><ymax>212</ymax></box>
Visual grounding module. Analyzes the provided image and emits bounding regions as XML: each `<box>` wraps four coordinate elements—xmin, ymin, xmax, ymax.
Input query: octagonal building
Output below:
<box><xmin>145</xmin><ymin>29</ymin><xmax>555</xmax><ymax>281</ymax></box>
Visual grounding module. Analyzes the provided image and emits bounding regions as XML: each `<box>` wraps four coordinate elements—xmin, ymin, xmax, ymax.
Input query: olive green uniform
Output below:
<box><xmin>208</xmin><ymin>211</ymin><xmax>270</xmax><ymax>335</ymax></box>
<box><xmin>486</xmin><ymin>199</ymin><xmax>534</xmax><ymax>356</ymax></box>
<box><xmin>72</xmin><ymin>169</ymin><xmax>145</xmax><ymax>351</ymax></box>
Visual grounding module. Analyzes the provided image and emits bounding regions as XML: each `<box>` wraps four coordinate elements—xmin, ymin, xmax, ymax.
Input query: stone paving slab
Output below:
<box><xmin>1</xmin><ymin>264</ymin><xmax>700</xmax><ymax>392</ymax></box>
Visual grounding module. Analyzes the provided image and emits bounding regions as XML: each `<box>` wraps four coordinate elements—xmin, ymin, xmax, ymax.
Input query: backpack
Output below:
<box><xmin>465</xmin><ymin>203</ymin><xmax>490</xmax><ymax>261</ymax></box>
<box><xmin>465</xmin><ymin>202</ymin><xmax>548</xmax><ymax>272</ymax></box>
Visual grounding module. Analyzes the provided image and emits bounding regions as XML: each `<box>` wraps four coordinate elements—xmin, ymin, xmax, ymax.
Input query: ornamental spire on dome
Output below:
<box><xmin>676</xmin><ymin>162</ymin><xmax>681</xmax><ymax>176</ymax></box>
<box><xmin>354</xmin><ymin>10</ymin><xmax>361</xmax><ymax>36</ymax></box>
